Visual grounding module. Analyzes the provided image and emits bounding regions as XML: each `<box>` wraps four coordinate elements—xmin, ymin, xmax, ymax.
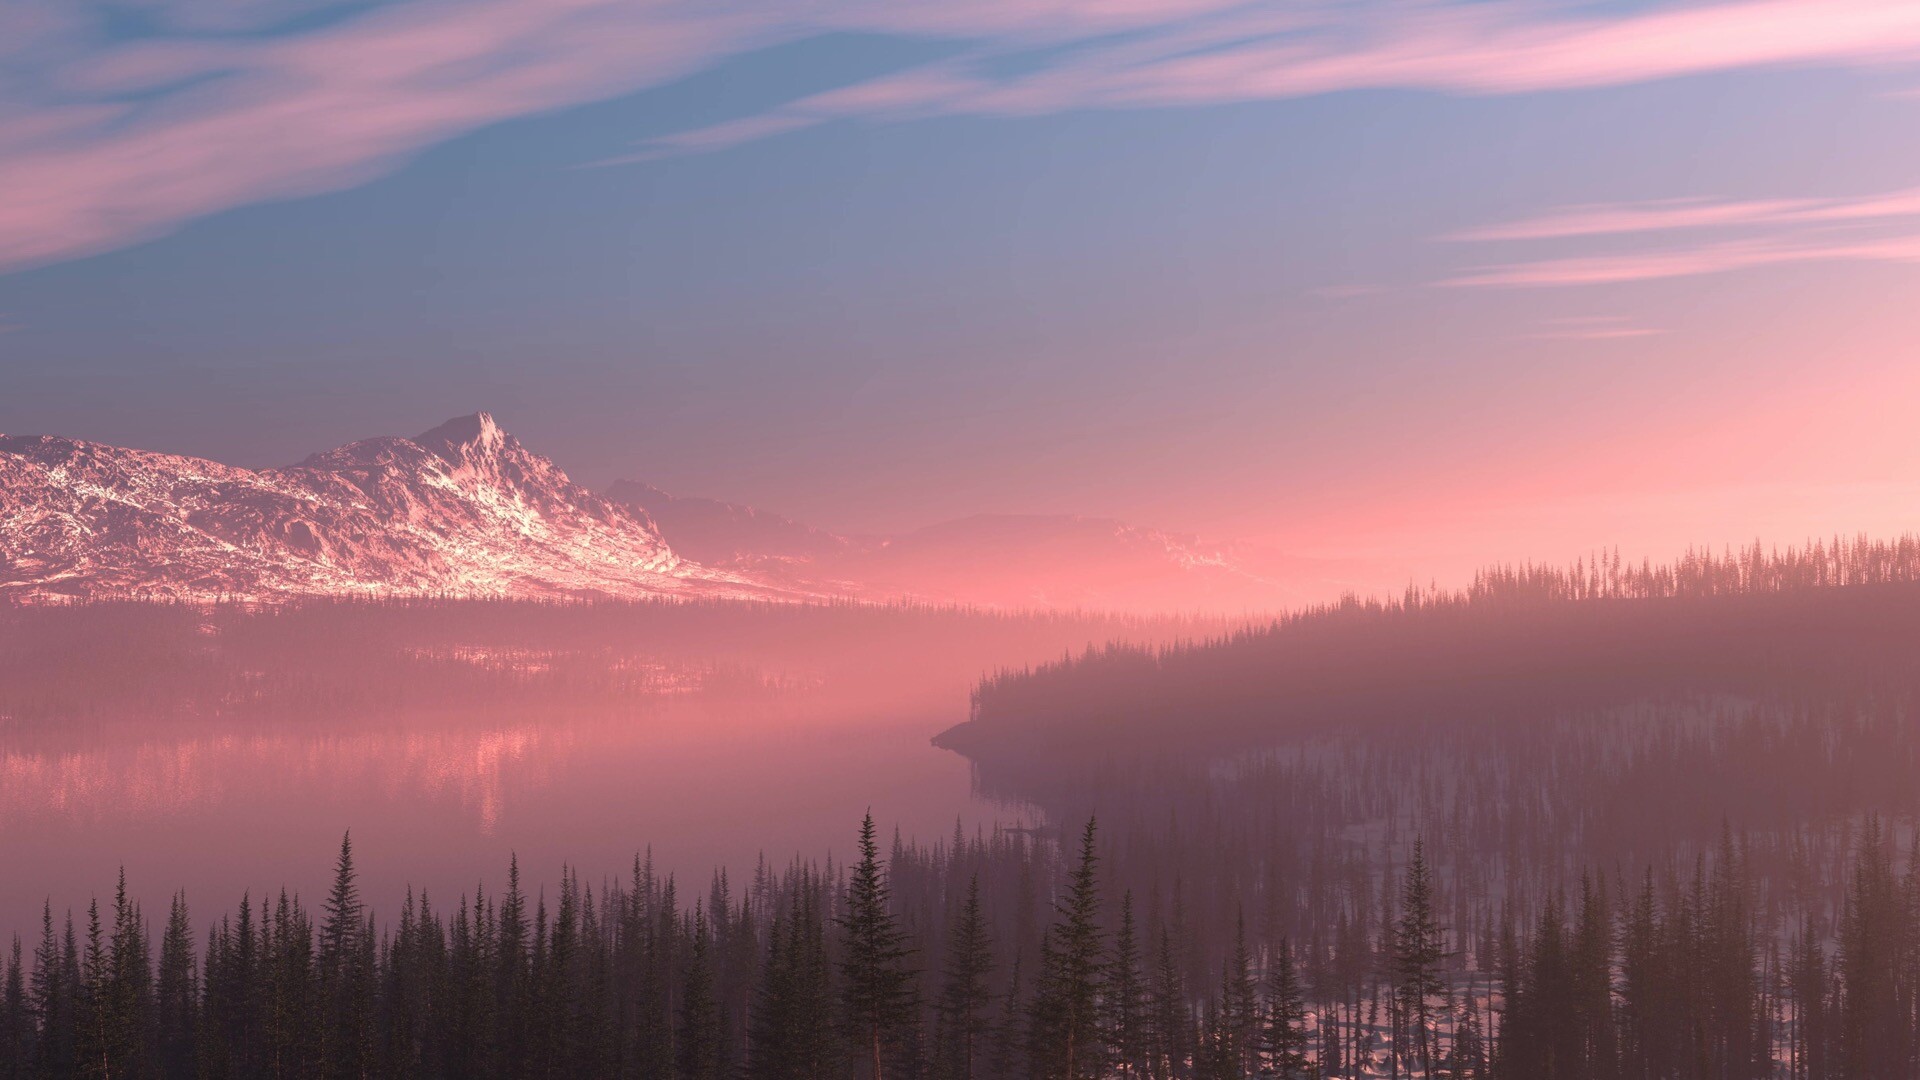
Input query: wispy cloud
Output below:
<box><xmin>1440</xmin><ymin>177</ymin><xmax>1920</xmax><ymax>287</ymax></box>
<box><xmin>1306</xmin><ymin>284</ymin><xmax>1389</xmax><ymax>300</ymax></box>
<box><xmin>8</xmin><ymin>0</ymin><xmax>1920</xmax><ymax>273</ymax></box>
<box><xmin>1445</xmin><ymin>231</ymin><xmax>1920</xmax><ymax>288</ymax></box>
<box><xmin>1522</xmin><ymin>315</ymin><xmax>1664</xmax><ymax>341</ymax></box>
<box><xmin>629</xmin><ymin>0</ymin><xmax>1920</xmax><ymax>156</ymax></box>
<box><xmin>1451</xmin><ymin>186</ymin><xmax>1920</xmax><ymax>242</ymax></box>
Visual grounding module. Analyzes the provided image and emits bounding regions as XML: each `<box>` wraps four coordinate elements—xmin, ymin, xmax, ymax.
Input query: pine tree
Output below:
<box><xmin>1787</xmin><ymin>913</ymin><xmax>1830</xmax><ymax>1080</ymax></box>
<box><xmin>75</xmin><ymin>899</ymin><xmax>108</xmax><ymax>1080</ymax></box>
<box><xmin>938</xmin><ymin>875</ymin><xmax>995</xmax><ymax>1080</ymax></box>
<box><xmin>109</xmin><ymin>871</ymin><xmax>152</xmax><ymax>1079</ymax></box>
<box><xmin>752</xmin><ymin>874</ymin><xmax>835</xmax><ymax>1079</ymax></box>
<box><xmin>1393</xmin><ymin>839</ymin><xmax>1447</xmax><ymax>1078</ymax></box>
<box><xmin>1030</xmin><ymin>818</ymin><xmax>1106</xmax><ymax>1080</ymax></box>
<box><xmin>677</xmin><ymin>908</ymin><xmax>721</xmax><ymax>1080</ymax></box>
<box><xmin>1616</xmin><ymin>872</ymin><xmax>1661</xmax><ymax>1079</ymax></box>
<box><xmin>31</xmin><ymin>903</ymin><xmax>75</xmax><ymax>1079</ymax></box>
<box><xmin>1569</xmin><ymin>873</ymin><xmax>1614</xmax><ymax>1080</ymax></box>
<box><xmin>156</xmin><ymin>893</ymin><xmax>197</xmax><ymax>1080</ymax></box>
<box><xmin>1146</xmin><ymin>919</ymin><xmax>1189</xmax><ymax>1080</ymax></box>
<box><xmin>1103</xmin><ymin>892</ymin><xmax>1145</xmax><ymax>1077</ymax></box>
<box><xmin>265</xmin><ymin>888</ymin><xmax>317</xmax><ymax>1077</ymax></box>
<box><xmin>988</xmin><ymin>953</ymin><xmax>1026</xmax><ymax>1080</ymax></box>
<box><xmin>207</xmin><ymin>893</ymin><xmax>262</xmax><ymax>1077</ymax></box>
<box><xmin>1839</xmin><ymin>819</ymin><xmax>1905</xmax><ymax>1080</ymax></box>
<box><xmin>1260</xmin><ymin>937</ymin><xmax>1310</xmax><ymax>1079</ymax></box>
<box><xmin>1219</xmin><ymin>912</ymin><xmax>1258</xmax><ymax>1075</ymax></box>
<box><xmin>319</xmin><ymin>832</ymin><xmax>372</xmax><ymax>1079</ymax></box>
<box><xmin>496</xmin><ymin>853</ymin><xmax>534</xmax><ymax>1077</ymax></box>
<box><xmin>838</xmin><ymin>813</ymin><xmax>919</xmax><ymax>1080</ymax></box>
<box><xmin>1</xmin><ymin>937</ymin><xmax>31</xmax><ymax>1080</ymax></box>
<box><xmin>1702</xmin><ymin>828</ymin><xmax>1761</xmax><ymax>1079</ymax></box>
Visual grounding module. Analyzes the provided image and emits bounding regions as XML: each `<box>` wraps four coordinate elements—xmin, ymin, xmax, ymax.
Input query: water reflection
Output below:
<box><xmin>0</xmin><ymin>694</ymin><xmax>1002</xmax><ymax>937</ymax></box>
<box><xmin>1</xmin><ymin>724</ymin><xmax>562</xmax><ymax>832</ymax></box>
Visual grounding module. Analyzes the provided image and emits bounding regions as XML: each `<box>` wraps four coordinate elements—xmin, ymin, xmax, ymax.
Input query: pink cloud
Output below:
<box><xmin>1455</xmin><ymin>186</ymin><xmax>1920</xmax><ymax>241</ymax></box>
<box><xmin>1441</xmin><ymin>180</ymin><xmax>1920</xmax><ymax>288</ymax></box>
<box><xmin>0</xmin><ymin>0</ymin><xmax>766</xmax><ymax>270</ymax></box>
<box><xmin>1523</xmin><ymin>316</ymin><xmax>1665</xmax><ymax>341</ymax></box>
<box><xmin>9</xmin><ymin>0</ymin><xmax>1920</xmax><ymax>273</ymax></box>
<box><xmin>590</xmin><ymin>113</ymin><xmax>822</xmax><ymax>166</ymax></box>
<box><xmin>624</xmin><ymin>0</ymin><xmax>1920</xmax><ymax>167</ymax></box>
<box><xmin>1444</xmin><ymin>232</ymin><xmax>1920</xmax><ymax>287</ymax></box>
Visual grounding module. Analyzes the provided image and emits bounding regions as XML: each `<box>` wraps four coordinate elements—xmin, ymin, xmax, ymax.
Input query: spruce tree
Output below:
<box><xmin>1393</xmin><ymin>838</ymin><xmax>1447</xmax><ymax>1078</ymax></box>
<box><xmin>31</xmin><ymin>903</ymin><xmax>75</xmax><ymax>1079</ymax></box>
<box><xmin>938</xmin><ymin>875</ymin><xmax>995</xmax><ymax>1080</ymax></box>
<box><xmin>988</xmin><ymin>954</ymin><xmax>1026</xmax><ymax>1080</ymax></box>
<box><xmin>156</xmin><ymin>893</ymin><xmax>197</xmax><ymax>1080</ymax></box>
<box><xmin>1839</xmin><ymin>819</ymin><xmax>1905</xmax><ymax>1080</ymax></box>
<box><xmin>1261</xmin><ymin>937</ymin><xmax>1310</xmax><ymax>1079</ymax></box>
<box><xmin>496</xmin><ymin>853</ymin><xmax>534</xmax><ymax>1077</ymax></box>
<box><xmin>103</xmin><ymin>871</ymin><xmax>150</xmax><ymax>1079</ymax></box>
<box><xmin>1103</xmin><ymin>892</ymin><xmax>1145</xmax><ymax>1077</ymax></box>
<box><xmin>752</xmin><ymin>874</ymin><xmax>836</xmax><ymax>1079</ymax></box>
<box><xmin>837</xmin><ymin>813</ymin><xmax>918</xmax><ymax>1079</ymax></box>
<box><xmin>1146</xmin><ymin>919</ymin><xmax>1189</xmax><ymax>1080</ymax></box>
<box><xmin>1031</xmin><ymin>818</ymin><xmax>1106</xmax><ymax>1080</ymax></box>
<box><xmin>1</xmin><ymin>937</ymin><xmax>30</xmax><ymax>1080</ymax></box>
<box><xmin>1569</xmin><ymin>873</ymin><xmax>1614</xmax><ymax>1080</ymax></box>
<box><xmin>265</xmin><ymin>889</ymin><xmax>317</xmax><ymax>1077</ymax></box>
<box><xmin>319</xmin><ymin>832</ymin><xmax>372</xmax><ymax>1079</ymax></box>
<box><xmin>75</xmin><ymin>899</ymin><xmax>107</xmax><ymax>1080</ymax></box>
<box><xmin>677</xmin><ymin>908</ymin><xmax>721</xmax><ymax>1080</ymax></box>
<box><xmin>1219</xmin><ymin>912</ymin><xmax>1257</xmax><ymax>1075</ymax></box>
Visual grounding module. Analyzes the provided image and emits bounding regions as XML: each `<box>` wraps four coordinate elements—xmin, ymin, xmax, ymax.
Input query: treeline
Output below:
<box><xmin>3</xmin><ymin>815</ymin><xmax>1917</xmax><ymax>1079</ymax></box>
<box><xmin>943</xmin><ymin>538</ymin><xmax>1920</xmax><ymax>945</ymax></box>
<box><xmin>955</xmin><ymin>545</ymin><xmax>1920</xmax><ymax>765</ymax></box>
<box><xmin>1451</xmin><ymin>534</ymin><xmax>1920</xmax><ymax>606</ymax></box>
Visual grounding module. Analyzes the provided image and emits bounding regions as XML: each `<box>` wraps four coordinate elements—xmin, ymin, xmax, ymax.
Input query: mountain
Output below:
<box><xmin>0</xmin><ymin>413</ymin><xmax>771</xmax><ymax>603</ymax></box>
<box><xmin>1</xmin><ymin>412</ymin><xmax>1321</xmax><ymax>611</ymax></box>
<box><xmin>606</xmin><ymin>483</ymin><xmax>1311</xmax><ymax>614</ymax></box>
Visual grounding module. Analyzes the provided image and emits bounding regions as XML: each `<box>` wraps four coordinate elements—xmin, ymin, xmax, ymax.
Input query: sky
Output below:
<box><xmin>6</xmin><ymin>0</ymin><xmax>1920</xmax><ymax>588</ymax></box>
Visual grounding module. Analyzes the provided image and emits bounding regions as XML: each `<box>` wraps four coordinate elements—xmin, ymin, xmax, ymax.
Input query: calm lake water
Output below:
<box><xmin>0</xmin><ymin>692</ymin><xmax>1010</xmax><ymax>937</ymax></box>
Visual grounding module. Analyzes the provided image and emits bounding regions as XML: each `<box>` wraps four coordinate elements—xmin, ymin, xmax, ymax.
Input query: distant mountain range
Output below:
<box><xmin>1</xmin><ymin>412</ymin><xmax>1312</xmax><ymax>611</ymax></box>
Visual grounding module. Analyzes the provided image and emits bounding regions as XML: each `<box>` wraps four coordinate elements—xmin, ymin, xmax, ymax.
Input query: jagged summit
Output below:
<box><xmin>416</xmin><ymin>411</ymin><xmax>507</xmax><ymax>462</ymax></box>
<box><xmin>0</xmin><ymin>414</ymin><xmax>778</xmax><ymax>604</ymax></box>
<box><xmin>3</xmin><ymin>413</ymin><xmax>1300</xmax><ymax>611</ymax></box>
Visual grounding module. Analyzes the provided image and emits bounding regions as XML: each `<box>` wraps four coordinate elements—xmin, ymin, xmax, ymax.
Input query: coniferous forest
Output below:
<box><xmin>9</xmin><ymin>540</ymin><xmax>1920</xmax><ymax>1077</ymax></box>
<box><xmin>5</xmin><ymin>811</ymin><xmax>1920</xmax><ymax>1078</ymax></box>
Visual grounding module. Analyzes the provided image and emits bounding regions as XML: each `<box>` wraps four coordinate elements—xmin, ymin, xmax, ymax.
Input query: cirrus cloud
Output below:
<box><xmin>7</xmin><ymin>0</ymin><xmax>1920</xmax><ymax>274</ymax></box>
<box><xmin>1442</xmin><ymin>179</ymin><xmax>1920</xmax><ymax>287</ymax></box>
<box><xmin>1443</xmin><ymin>231</ymin><xmax>1920</xmax><ymax>288</ymax></box>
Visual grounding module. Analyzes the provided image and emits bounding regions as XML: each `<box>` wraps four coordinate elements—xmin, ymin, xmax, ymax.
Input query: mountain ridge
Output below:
<box><xmin>2</xmin><ymin>412</ymin><xmax>1304</xmax><ymax>611</ymax></box>
<box><xmin>0</xmin><ymin>413</ymin><xmax>765</xmax><ymax>603</ymax></box>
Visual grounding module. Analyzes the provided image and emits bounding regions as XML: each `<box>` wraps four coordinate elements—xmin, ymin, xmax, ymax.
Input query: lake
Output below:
<box><xmin>0</xmin><ymin>691</ymin><xmax>1012</xmax><ymax>938</ymax></box>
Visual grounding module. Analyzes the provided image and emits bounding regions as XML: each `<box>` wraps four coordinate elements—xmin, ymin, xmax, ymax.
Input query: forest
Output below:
<box><xmin>8</xmin><ymin>538</ymin><xmax>1920</xmax><ymax>1076</ymax></box>
<box><xmin>0</xmin><ymin>812</ymin><xmax>1915</xmax><ymax>1078</ymax></box>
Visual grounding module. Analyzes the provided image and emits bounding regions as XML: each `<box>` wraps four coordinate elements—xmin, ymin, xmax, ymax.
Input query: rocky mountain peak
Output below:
<box><xmin>416</xmin><ymin>411</ymin><xmax>507</xmax><ymax>463</ymax></box>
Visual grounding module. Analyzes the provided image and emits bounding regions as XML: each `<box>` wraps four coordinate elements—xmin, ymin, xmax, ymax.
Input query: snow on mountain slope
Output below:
<box><xmin>0</xmin><ymin>413</ymin><xmax>773</xmax><ymax>603</ymax></box>
<box><xmin>1</xmin><ymin>411</ymin><xmax>1323</xmax><ymax>611</ymax></box>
